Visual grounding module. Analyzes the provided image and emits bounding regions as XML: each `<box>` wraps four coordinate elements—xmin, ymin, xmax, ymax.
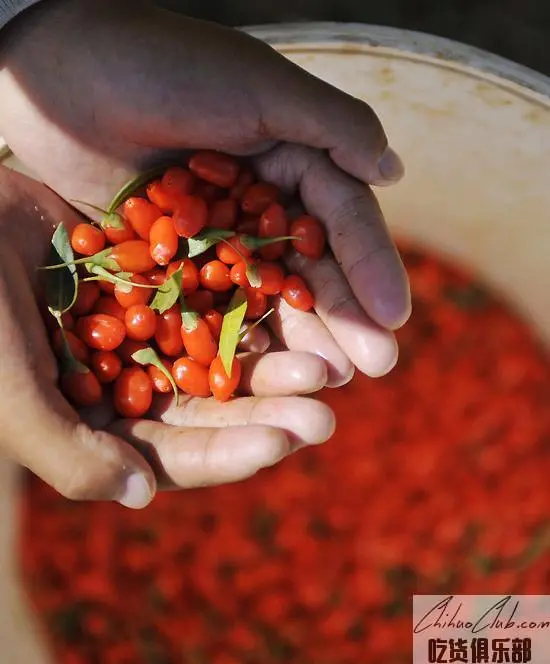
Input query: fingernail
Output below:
<box><xmin>117</xmin><ymin>472</ymin><xmax>152</xmax><ymax>509</ymax></box>
<box><xmin>375</xmin><ymin>147</ymin><xmax>405</xmax><ymax>185</ymax></box>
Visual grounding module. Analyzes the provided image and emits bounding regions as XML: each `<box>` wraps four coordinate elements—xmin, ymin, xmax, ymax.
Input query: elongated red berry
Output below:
<box><xmin>122</xmin><ymin>197</ymin><xmax>163</xmax><ymax>240</ymax></box>
<box><xmin>92</xmin><ymin>296</ymin><xmax>126</xmax><ymax>321</ymax></box>
<box><xmin>75</xmin><ymin>314</ymin><xmax>126</xmax><ymax>351</ymax></box>
<box><xmin>281</xmin><ymin>274</ymin><xmax>314</xmax><ymax>312</ymax></box>
<box><xmin>110</xmin><ymin>240</ymin><xmax>156</xmax><ymax>273</ymax></box>
<box><xmin>172</xmin><ymin>357</ymin><xmax>211</xmax><ymax>397</ymax></box>
<box><xmin>216</xmin><ymin>235</ymin><xmax>252</xmax><ymax>264</ymax></box>
<box><xmin>245</xmin><ymin>289</ymin><xmax>268</xmax><ymax>319</ymax></box>
<box><xmin>149</xmin><ymin>215</ymin><xmax>179</xmax><ymax>266</ymax></box>
<box><xmin>189</xmin><ymin>151</ymin><xmax>240</xmax><ymax>188</ymax></box>
<box><xmin>72</xmin><ymin>281</ymin><xmax>100</xmax><ymax>316</ymax></box>
<box><xmin>207</xmin><ymin>198</ymin><xmax>238</xmax><ymax>230</ymax></box>
<box><xmin>61</xmin><ymin>370</ymin><xmax>103</xmax><ymax>407</ymax></box>
<box><xmin>53</xmin><ymin>329</ymin><xmax>90</xmax><ymax>365</ymax></box>
<box><xmin>155</xmin><ymin>306</ymin><xmax>184</xmax><ymax>357</ymax></box>
<box><xmin>91</xmin><ymin>350</ymin><xmax>123</xmax><ymax>384</ymax></box>
<box><xmin>125</xmin><ymin>304</ymin><xmax>157</xmax><ymax>341</ymax></box>
<box><xmin>290</xmin><ymin>215</ymin><xmax>326</xmax><ymax>260</ymax></box>
<box><xmin>259</xmin><ymin>203</ymin><xmax>288</xmax><ymax>260</ymax></box>
<box><xmin>199</xmin><ymin>260</ymin><xmax>233</xmax><ymax>292</ymax></box>
<box><xmin>209</xmin><ymin>356</ymin><xmax>241</xmax><ymax>402</ymax></box>
<box><xmin>114</xmin><ymin>275</ymin><xmax>153</xmax><ymax>309</ymax></box>
<box><xmin>173</xmin><ymin>195</ymin><xmax>208</xmax><ymax>239</ymax></box>
<box><xmin>113</xmin><ymin>367</ymin><xmax>153</xmax><ymax>417</ymax></box>
<box><xmin>181</xmin><ymin>318</ymin><xmax>217</xmax><ymax>366</ymax></box>
<box><xmin>167</xmin><ymin>258</ymin><xmax>199</xmax><ymax>294</ymax></box>
<box><xmin>161</xmin><ymin>167</ymin><xmax>195</xmax><ymax>198</ymax></box>
<box><xmin>147</xmin><ymin>359</ymin><xmax>174</xmax><ymax>394</ymax></box>
<box><xmin>71</xmin><ymin>224</ymin><xmax>106</xmax><ymax>257</ymax></box>
<box><xmin>241</xmin><ymin>182</ymin><xmax>279</xmax><ymax>215</ymax></box>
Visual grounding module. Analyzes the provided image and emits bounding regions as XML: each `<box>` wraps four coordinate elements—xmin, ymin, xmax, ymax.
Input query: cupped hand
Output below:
<box><xmin>0</xmin><ymin>0</ymin><xmax>411</xmax><ymax>385</ymax></box>
<box><xmin>0</xmin><ymin>167</ymin><xmax>335</xmax><ymax>507</ymax></box>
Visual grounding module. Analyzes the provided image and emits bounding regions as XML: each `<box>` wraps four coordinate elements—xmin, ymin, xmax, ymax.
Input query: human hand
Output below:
<box><xmin>0</xmin><ymin>0</ymin><xmax>411</xmax><ymax>386</ymax></box>
<box><xmin>0</xmin><ymin>166</ymin><xmax>335</xmax><ymax>508</ymax></box>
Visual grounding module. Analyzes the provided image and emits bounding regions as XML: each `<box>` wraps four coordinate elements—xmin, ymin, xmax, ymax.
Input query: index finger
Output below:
<box><xmin>253</xmin><ymin>144</ymin><xmax>411</xmax><ymax>330</ymax></box>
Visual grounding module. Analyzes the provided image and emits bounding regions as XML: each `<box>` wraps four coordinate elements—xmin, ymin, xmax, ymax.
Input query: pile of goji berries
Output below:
<box><xmin>43</xmin><ymin>150</ymin><xmax>325</xmax><ymax>416</ymax></box>
<box><xmin>22</xmin><ymin>244</ymin><xmax>550</xmax><ymax>664</ymax></box>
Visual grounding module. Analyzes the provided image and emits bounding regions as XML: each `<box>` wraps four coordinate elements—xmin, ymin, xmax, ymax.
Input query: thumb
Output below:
<box><xmin>0</xmin><ymin>248</ymin><xmax>156</xmax><ymax>508</ymax></box>
<box><xmin>257</xmin><ymin>46</ymin><xmax>405</xmax><ymax>186</ymax></box>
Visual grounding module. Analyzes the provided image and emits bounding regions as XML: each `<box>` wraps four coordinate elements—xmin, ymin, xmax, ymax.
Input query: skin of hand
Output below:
<box><xmin>0</xmin><ymin>0</ymin><xmax>411</xmax><ymax>387</ymax></box>
<box><xmin>0</xmin><ymin>165</ymin><xmax>336</xmax><ymax>508</ymax></box>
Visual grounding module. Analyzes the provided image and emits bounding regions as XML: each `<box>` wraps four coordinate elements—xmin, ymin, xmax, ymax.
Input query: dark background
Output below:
<box><xmin>161</xmin><ymin>0</ymin><xmax>550</xmax><ymax>75</ymax></box>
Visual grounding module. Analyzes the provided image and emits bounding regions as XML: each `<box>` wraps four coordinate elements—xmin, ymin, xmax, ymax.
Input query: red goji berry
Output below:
<box><xmin>199</xmin><ymin>260</ymin><xmax>233</xmax><ymax>292</ymax></box>
<box><xmin>114</xmin><ymin>275</ymin><xmax>153</xmax><ymax>309</ymax></box>
<box><xmin>71</xmin><ymin>223</ymin><xmax>106</xmax><ymax>257</ymax></box>
<box><xmin>167</xmin><ymin>258</ymin><xmax>199</xmax><ymax>294</ymax></box>
<box><xmin>189</xmin><ymin>150</ymin><xmax>240</xmax><ymax>188</ymax></box>
<box><xmin>161</xmin><ymin>166</ymin><xmax>195</xmax><ymax>198</ymax></box>
<box><xmin>110</xmin><ymin>240</ymin><xmax>156</xmax><ymax>273</ymax></box>
<box><xmin>207</xmin><ymin>198</ymin><xmax>238</xmax><ymax>230</ymax></box>
<box><xmin>173</xmin><ymin>195</ymin><xmax>208</xmax><ymax>239</ymax></box>
<box><xmin>124</xmin><ymin>304</ymin><xmax>157</xmax><ymax>341</ymax></box>
<box><xmin>290</xmin><ymin>215</ymin><xmax>326</xmax><ymax>260</ymax></box>
<box><xmin>181</xmin><ymin>318</ymin><xmax>217</xmax><ymax>366</ymax></box>
<box><xmin>216</xmin><ymin>235</ymin><xmax>252</xmax><ymax>264</ymax></box>
<box><xmin>209</xmin><ymin>356</ymin><xmax>242</xmax><ymax>402</ymax></box>
<box><xmin>155</xmin><ymin>306</ymin><xmax>184</xmax><ymax>357</ymax></box>
<box><xmin>122</xmin><ymin>197</ymin><xmax>163</xmax><ymax>240</ymax></box>
<box><xmin>113</xmin><ymin>367</ymin><xmax>153</xmax><ymax>417</ymax></box>
<box><xmin>61</xmin><ymin>369</ymin><xmax>103</xmax><ymax>407</ymax></box>
<box><xmin>147</xmin><ymin>358</ymin><xmax>174</xmax><ymax>394</ymax></box>
<box><xmin>241</xmin><ymin>182</ymin><xmax>280</xmax><ymax>215</ymax></box>
<box><xmin>92</xmin><ymin>295</ymin><xmax>126</xmax><ymax>321</ymax></box>
<box><xmin>72</xmin><ymin>281</ymin><xmax>101</xmax><ymax>316</ymax></box>
<box><xmin>172</xmin><ymin>357</ymin><xmax>211</xmax><ymax>397</ymax></box>
<box><xmin>259</xmin><ymin>203</ymin><xmax>289</xmax><ymax>260</ymax></box>
<box><xmin>281</xmin><ymin>275</ymin><xmax>314</xmax><ymax>312</ymax></box>
<box><xmin>149</xmin><ymin>215</ymin><xmax>179</xmax><ymax>266</ymax></box>
<box><xmin>204</xmin><ymin>309</ymin><xmax>223</xmax><ymax>340</ymax></box>
<box><xmin>75</xmin><ymin>314</ymin><xmax>126</xmax><ymax>351</ymax></box>
<box><xmin>90</xmin><ymin>350</ymin><xmax>123</xmax><ymax>383</ymax></box>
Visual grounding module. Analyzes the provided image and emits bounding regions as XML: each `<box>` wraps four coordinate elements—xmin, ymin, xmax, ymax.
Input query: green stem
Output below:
<box><xmin>216</xmin><ymin>237</ymin><xmax>261</xmax><ymax>287</ymax></box>
<box><xmin>38</xmin><ymin>248</ymin><xmax>115</xmax><ymax>271</ymax></box>
<box><xmin>84</xmin><ymin>265</ymin><xmax>161</xmax><ymax>290</ymax></box>
<box><xmin>238</xmin><ymin>307</ymin><xmax>275</xmax><ymax>342</ymax></box>
<box><xmin>107</xmin><ymin>163</ymin><xmax>176</xmax><ymax>214</ymax></box>
<box><xmin>240</xmin><ymin>235</ymin><xmax>299</xmax><ymax>250</ymax></box>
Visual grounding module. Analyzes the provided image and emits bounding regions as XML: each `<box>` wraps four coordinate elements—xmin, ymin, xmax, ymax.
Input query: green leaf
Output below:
<box><xmin>179</xmin><ymin>291</ymin><xmax>200</xmax><ymax>331</ymax></box>
<box><xmin>107</xmin><ymin>163</ymin><xmax>176</xmax><ymax>214</ymax></box>
<box><xmin>187</xmin><ymin>229</ymin><xmax>235</xmax><ymax>258</ymax></box>
<box><xmin>149</xmin><ymin>267</ymin><xmax>182</xmax><ymax>314</ymax></box>
<box><xmin>45</xmin><ymin>223</ymin><xmax>78</xmax><ymax>319</ymax></box>
<box><xmin>219</xmin><ymin>288</ymin><xmax>248</xmax><ymax>378</ymax></box>
<box><xmin>246</xmin><ymin>263</ymin><xmax>262</xmax><ymax>288</ymax></box>
<box><xmin>131</xmin><ymin>347</ymin><xmax>179</xmax><ymax>406</ymax></box>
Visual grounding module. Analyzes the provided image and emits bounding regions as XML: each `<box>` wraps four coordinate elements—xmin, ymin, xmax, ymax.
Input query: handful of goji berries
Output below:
<box><xmin>41</xmin><ymin>150</ymin><xmax>326</xmax><ymax>417</ymax></box>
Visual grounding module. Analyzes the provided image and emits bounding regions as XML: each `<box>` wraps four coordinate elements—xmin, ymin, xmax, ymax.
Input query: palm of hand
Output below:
<box><xmin>0</xmin><ymin>168</ymin><xmax>334</xmax><ymax>508</ymax></box>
